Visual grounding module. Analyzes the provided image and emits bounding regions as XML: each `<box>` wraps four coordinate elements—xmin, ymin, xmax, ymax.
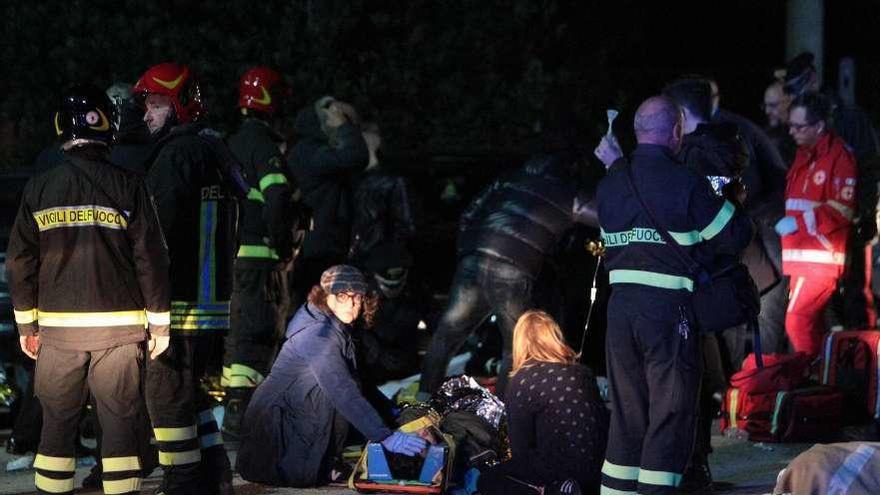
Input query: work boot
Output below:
<box><xmin>679</xmin><ymin>458</ymin><xmax>714</xmax><ymax>494</ymax></box>
<box><xmin>221</xmin><ymin>387</ymin><xmax>253</xmax><ymax>439</ymax></box>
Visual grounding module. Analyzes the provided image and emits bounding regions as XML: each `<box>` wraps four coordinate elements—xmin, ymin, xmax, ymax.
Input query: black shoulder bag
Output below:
<box><xmin>623</xmin><ymin>165</ymin><xmax>760</xmax><ymax>334</ymax></box>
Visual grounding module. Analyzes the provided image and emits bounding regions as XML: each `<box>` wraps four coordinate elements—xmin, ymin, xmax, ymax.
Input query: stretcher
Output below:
<box><xmin>349</xmin><ymin>411</ymin><xmax>456</xmax><ymax>494</ymax></box>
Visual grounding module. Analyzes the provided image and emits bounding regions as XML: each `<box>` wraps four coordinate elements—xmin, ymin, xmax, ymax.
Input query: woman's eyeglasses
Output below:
<box><xmin>335</xmin><ymin>292</ymin><xmax>364</xmax><ymax>304</ymax></box>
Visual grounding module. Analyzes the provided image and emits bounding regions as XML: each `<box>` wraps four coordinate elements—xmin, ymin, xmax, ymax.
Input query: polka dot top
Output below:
<box><xmin>505</xmin><ymin>361</ymin><xmax>607</xmax><ymax>482</ymax></box>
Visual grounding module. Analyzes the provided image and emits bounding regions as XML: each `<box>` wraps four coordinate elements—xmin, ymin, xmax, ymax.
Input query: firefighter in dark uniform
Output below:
<box><xmin>222</xmin><ymin>66</ymin><xmax>297</xmax><ymax>436</ymax></box>
<box><xmin>134</xmin><ymin>62</ymin><xmax>235</xmax><ymax>495</ymax></box>
<box><xmin>7</xmin><ymin>84</ymin><xmax>171</xmax><ymax>495</ymax></box>
<box><xmin>596</xmin><ymin>96</ymin><xmax>752</xmax><ymax>495</ymax></box>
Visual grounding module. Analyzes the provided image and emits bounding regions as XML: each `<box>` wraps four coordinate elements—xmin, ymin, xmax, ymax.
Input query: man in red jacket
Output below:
<box><xmin>777</xmin><ymin>92</ymin><xmax>857</xmax><ymax>358</ymax></box>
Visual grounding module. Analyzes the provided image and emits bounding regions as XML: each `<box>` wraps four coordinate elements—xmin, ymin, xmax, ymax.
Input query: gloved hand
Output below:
<box><xmin>380</xmin><ymin>431</ymin><xmax>426</xmax><ymax>456</ymax></box>
<box><xmin>463</xmin><ymin>467</ymin><xmax>481</xmax><ymax>495</ymax></box>
<box><xmin>149</xmin><ymin>334</ymin><xmax>170</xmax><ymax>360</ymax></box>
<box><xmin>774</xmin><ymin>216</ymin><xmax>798</xmax><ymax>236</ymax></box>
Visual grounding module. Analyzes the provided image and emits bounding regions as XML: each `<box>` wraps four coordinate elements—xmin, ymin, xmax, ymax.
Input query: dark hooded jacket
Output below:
<box><xmin>287</xmin><ymin>101</ymin><xmax>369</xmax><ymax>260</ymax></box>
<box><xmin>236</xmin><ymin>302</ymin><xmax>392</xmax><ymax>487</ymax></box>
<box><xmin>456</xmin><ymin>151</ymin><xmax>597</xmax><ymax>278</ymax></box>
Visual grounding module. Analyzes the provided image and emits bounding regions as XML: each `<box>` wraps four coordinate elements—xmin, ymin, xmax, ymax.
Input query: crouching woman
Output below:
<box><xmin>237</xmin><ymin>265</ymin><xmax>425</xmax><ymax>486</ymax></box>
<box><xmin>476</xmin><ymin>310</ymin><xmax>608</xmax><ymax>495</ymax></box>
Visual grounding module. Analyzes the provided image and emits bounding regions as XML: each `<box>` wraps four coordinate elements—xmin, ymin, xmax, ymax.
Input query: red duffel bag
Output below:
<box><xmin>729</xmin><ymin>352</ymin><xmax>810</xmax><ymax>394</ymax></box>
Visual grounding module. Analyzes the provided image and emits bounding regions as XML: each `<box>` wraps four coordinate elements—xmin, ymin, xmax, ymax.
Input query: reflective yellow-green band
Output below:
<box><xmin>668</xmin><ymin>230</ymin><xmax>702</xmax><ymax>245</ymax></box>
<box><xmin>700</xmin><ymin>200</ymin><xmax>735</xmax><ymax>240</ymax></box>
<box><xmin>600</xmin><ymin>487</ymin><xmax>638</xmax><ymax>495</ymax></box>
<box><xmin>247</xmin><ymin>188</ymin><xmax>265</xmax><ymax>204</ymax></box>
<box><xmin>200</xmin><ymin>432</ymin><xmax>224</xmax><ymax>449</ymax></box>
<box><xmin>35</xmin><ymin>472</ymin><xmax>75</xmax><ymax>493</ymax></box>
<box><xmin>14</xmin><ymin>308</ymin><xmax>38</xmax><ymax>324</ymax></box>
<box><xmin>638</xmin><ymin>468</ymin><xmax>683</xmax><ymax>487</ymax></box>
<box><xmin>153</xmin><ymin>425</ymin><xmax>197</xmax><ymax>442</ymax></box>
<box><xmin>609</xmin><ymin>269</ymin><xmax>694</xmax><ymax>291</ymax></box>
<box><xmin>34</xmin><ymin>454</ymin><xmax>75</xmax><ymax>472</ymax></box>
<box><xmin>103</xmin><ymin>477</ymin><xmax>142</xmax><ymax>494</ymax></box>
<box><xmin>102</xmin><ymin>456</ymin><xmax>141</xmax><ymax>473</ymax></box>
<box><xmin>237</xmin><ymin>244</ymin><xmax>279</xmax><ymax>260</ymax></box>
<box><xmin>37</xmin><ymin>310</ymin><xmax>146</xmax><ymax>327</ymax></box>
<box><xmin>601</xmin><ymin>460</ymin><xmax>640</xmax><ymax>481</ymax></box>
<box><xmin>158</xmin><ymin>448</ymin><xmax>201</xmax><ymax>466</ymax></box>
<box><xmin>259</xmin><ymin>173</ymin><xmax>288</xmax><ymax>191</ymax></box>
<box><xmin>146</xmin><ymin>311</ymin><xmax>170</xmax><ymax>326</ymax></box>
<box><xmin>224</xmin><ymin>363</ymin><xmax>265</xmax><ymax>388</ymax></box>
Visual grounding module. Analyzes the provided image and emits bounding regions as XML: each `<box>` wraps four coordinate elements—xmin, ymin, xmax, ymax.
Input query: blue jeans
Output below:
<box><xmin>420</xmin><ymin>254</ymin><xmax>532</xmax><ymax>398</ymax></box>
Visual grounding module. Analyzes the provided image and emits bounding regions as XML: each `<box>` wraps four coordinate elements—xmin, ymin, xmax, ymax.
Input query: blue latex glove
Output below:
<box><xmin>775</xmin><ymin>216</ymin><xmax>798</xmax><ymax>236</ymax></box>
<box><xmin>464</xmin><ymin>467</ymin><xmax>481</xmax><ymax>494</ymax></box>
<box><xmin>381</xmin><ymin>431</ymin><xmax>426</xmax><ymax>456</ymax></box>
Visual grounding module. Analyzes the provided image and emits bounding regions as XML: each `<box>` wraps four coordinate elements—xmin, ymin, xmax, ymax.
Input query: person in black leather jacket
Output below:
<box><xmin>349</xmin><ymin>122</ymin><xmax>418</xmax><ymax>264</ymax></box>
<box><xmin>418</xmin><ymin>134</ymin><xmax>599</xmax><ymax>400</ymax></box>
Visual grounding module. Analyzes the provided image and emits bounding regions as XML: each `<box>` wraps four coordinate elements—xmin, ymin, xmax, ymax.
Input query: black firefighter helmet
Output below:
<box><xmin>54</xmin><ymin>84</ymin><xmax>115</xmax><ymax>147</ymax></box>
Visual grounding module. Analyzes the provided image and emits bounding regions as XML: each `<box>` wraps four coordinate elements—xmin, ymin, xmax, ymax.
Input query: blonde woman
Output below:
<box><xmin>474</xmin><ymin>310</ymin><xmax>607</xmax><ymax>495</ymax></box>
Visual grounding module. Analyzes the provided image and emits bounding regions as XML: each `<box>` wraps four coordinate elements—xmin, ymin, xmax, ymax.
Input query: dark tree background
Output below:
<box><xmin>0</xmin><ymin>0</ymin><xmax>877</xmax><ymax>171</ymax></box>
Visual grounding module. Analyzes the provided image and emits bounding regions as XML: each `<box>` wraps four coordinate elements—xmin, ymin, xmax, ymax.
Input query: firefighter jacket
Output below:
<box><xmin>146</xmin><ymin>124</ymin><xmax>237</xmax><ymax>335</ymax></box>
<box><xmin>228</xmin><ymin>118</ymin><xmax>294</xmax><ymax>265</ymax></box>
<box><xmin>781</xmin><ymin>131</ymin><xmax>857</xmax><ymax>279</ymax></box>
<box><xmin>597</xmin><ymin>144</ymin><xmax>753</xmax><ymax>293</ymax></box>
<box><xmin>7</xmin><ymin>147</ymin><xmax>171</xmax><ymax>350</ymax></box>
<box><xmin>456</xmin><ymin>151</ymin><xmax>598</xmax><ymax>279</ymax></box>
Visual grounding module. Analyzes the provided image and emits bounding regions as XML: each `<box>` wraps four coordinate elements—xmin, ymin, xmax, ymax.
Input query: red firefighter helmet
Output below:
<box><xmin>133</xmin><ymin>62</ymin><xmax>203</xmax><ymax>123</ymax></box>
<box><xmin>238</xmin><ymin>66</ymin><xmax>286</xmax><ymax>116</ymax></box>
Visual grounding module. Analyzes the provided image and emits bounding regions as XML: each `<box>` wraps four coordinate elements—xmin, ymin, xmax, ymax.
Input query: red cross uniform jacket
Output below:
<box><xmin>782</xmin><ymin>132</ymin><xmax>857</xmax><ymax>279</ymax></box>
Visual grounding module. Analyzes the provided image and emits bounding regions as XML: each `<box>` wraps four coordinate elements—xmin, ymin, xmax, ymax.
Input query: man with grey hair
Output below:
<box><xmin>596</xmin><ymin>96</ymin><xmax>752</xmax><ymax>494</ymax></box>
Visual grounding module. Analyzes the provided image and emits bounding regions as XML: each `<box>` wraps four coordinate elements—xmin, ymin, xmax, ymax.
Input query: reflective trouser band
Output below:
<box><xmin>237</xmin><ymin>244</ymin><xmax>279</xmax><ymax>260</ymax></box>
<box><xmin>158</xmin><ymin>448</ymin><xmax>201</xmax><ymax>466</ymax></box>
<box><xmin>222</xmin><ymin>363</ymin><xmax>265</xmax><ymax>388</ymax></box>
<box><xmin>14</xmin><ymin>308</ymin><xmax>37</xmax><ymax>324</ymax></box>
<box><xmin>35</xmin><ymin>472</ymin><xmax>75</xmax><ymax>493</ymax></box>
<box><xmin>602</xmin><ymin>460</ymin><xmax>640</xmax><ymax>480</ymax></box>
<box><xmin>599</xmin><ymin>487</ymin><xmax>638</xmax><ymax>495</ymax></box>
<box><xmin>103</xmin><ymin>477</ymin><xmax>142</xmax><ymax>494</ymax></box>
<box><xmin>259</xmin><ymin>173</ymin><xmax>288</xmax><ymax>191</ymax></box>
<box><xmin>199</xmin><ymin>409</ymin><xmax>217</xmax><ymax>425</ymax></box>
<box><xmin>35</xmin><ymin>310</ymin><xmax>146</xmax><ymax>327</ymax></box>
<box><xmin>146</xmin><ymin>310</ymin><xmax>170</xmax><ymax>326</ymax></box>
<box><xmin>609</xmin><ymin>269</ymin><xmax>694</xmax><ymax>291</ymax></box>
<box><xmin>34</xmin><ymin>454</ymin><xmax>76</xmax><ymax>472</ymax></box>
<box><xmin>782</xmin><ymin>249</ymin><xmax>846</xmax><ymax>265</ymax></box>
<box><xmin>154</xmin><ymin>425</ymin><xmax>197</xmax><ymax>442</ymax></box>
<box><xmin>247</xmin><ymin>188</ymin><xmax>265</xmax><ymax>203</ymax></box>
<box><xmin>102</xmin><ymin>456</ymin><xmax>141</xmax><ymax>472</ymax></box>
<box><xmin>638</xmin><ymin>468</ymin><xmax>683</xmax><ymax>487</ymax></box>
<box><xmin>201</xmin><ymin>432</ymin><xmax>224</xmax><ymax>449</ymax></box>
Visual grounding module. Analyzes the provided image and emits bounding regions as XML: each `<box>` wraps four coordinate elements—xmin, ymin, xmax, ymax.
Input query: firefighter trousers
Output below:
<box><xmin>785</xmin><ymin>275</ymin><xmax>837</xmax><ymax>358</ymax></box>
<box><xmin>34</xmin><ymin>343</ymin><xmax>144</xmax><ymax>495</ymax></box>
<box><xmin>601</xmin><ymin>287</ymin><xmax>701</xmax><ymax>495</ymax></box>
<box><xmin>146</xmin><ymin>335</ymin><xmax>231</xmax><ymax>495</ymax></box>
<box><xmin>224</xmin><ymin>262</ymin><xmax>291</xmax><ymax>389</ymax></box>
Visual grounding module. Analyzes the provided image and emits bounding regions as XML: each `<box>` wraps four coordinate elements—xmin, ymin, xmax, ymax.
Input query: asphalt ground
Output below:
<box><xmin>0</xmin><ymin>420</ymin><xmax>809</xmax><ymax>495</ymax></box>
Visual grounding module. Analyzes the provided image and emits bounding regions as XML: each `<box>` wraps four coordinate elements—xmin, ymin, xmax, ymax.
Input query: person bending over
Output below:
<box><xmin>236</xmin><ymin>265</ymin><xmax>425</xmax><ymax>486</ymax></box>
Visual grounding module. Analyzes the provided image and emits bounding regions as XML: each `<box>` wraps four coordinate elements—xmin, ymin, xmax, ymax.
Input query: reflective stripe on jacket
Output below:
<box><xmin>781</xmin><ymin>132</ymin><xmax>856</xmax><ymax>279</ymax></box>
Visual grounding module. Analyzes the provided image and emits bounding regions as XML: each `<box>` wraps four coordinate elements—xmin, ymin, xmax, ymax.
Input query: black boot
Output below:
<box><xmin>679</xmin><ymin>456</ymin><xmax>714</xmax><ymax>494</ymax></box>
